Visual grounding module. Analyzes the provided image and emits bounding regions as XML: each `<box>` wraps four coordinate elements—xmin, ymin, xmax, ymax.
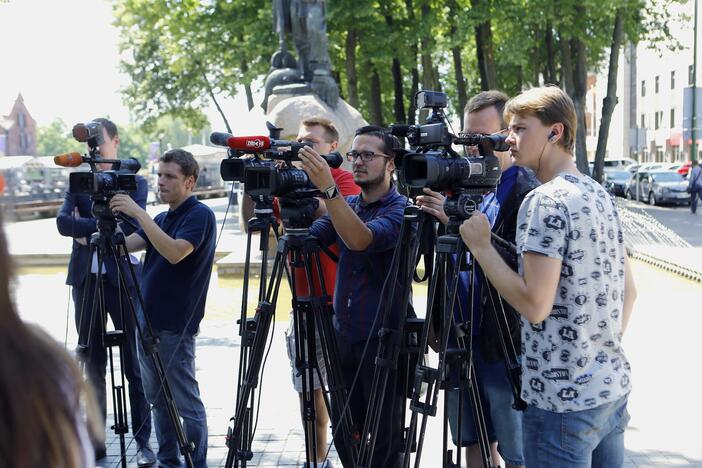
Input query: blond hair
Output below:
<box><xmin>300</xmin><ymin>117</ymin><xmax>339</xmax><ymax>143</ymax></box>
<box><xmin>504</xmin><ymin>86</ymin><xmax>577</xmax><ymax>152</ymax></box>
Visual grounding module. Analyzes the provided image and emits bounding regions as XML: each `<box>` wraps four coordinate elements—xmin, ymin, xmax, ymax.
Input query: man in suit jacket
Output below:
<box><xmin>56</xmin><ymin>118</ymin><xmax>155</xmax><ymax>467</ymax></box>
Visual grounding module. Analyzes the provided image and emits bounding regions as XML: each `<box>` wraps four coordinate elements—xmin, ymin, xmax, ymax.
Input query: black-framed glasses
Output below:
<box><xmin>345</xmin><ymin>150</ymin><xmax>390</xmax><ymax>162</ymax></box>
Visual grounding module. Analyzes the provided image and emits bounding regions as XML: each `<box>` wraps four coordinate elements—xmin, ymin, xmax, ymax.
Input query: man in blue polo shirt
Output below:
<box><xmin>299</xmin><ymin>126</ymin><xmax>408</xmax><ymax>468</ymax></box>
<box><xmin>110</xmin><ymin>149</ymin><xmax>216</xmax><ymax>468</ymax></box>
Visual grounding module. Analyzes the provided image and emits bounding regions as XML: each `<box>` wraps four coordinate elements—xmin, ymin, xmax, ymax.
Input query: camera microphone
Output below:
<box><xmin>210</xmin><ymin>132</ymin><xmax>233</xmax><ymax>147</ymax></box>
<box><xmin>226</xmin><ymin>135</ymin><xmax>275</xmax><ymax>151</ymax></box>
<box><xmin>114</xmin><ymin>157</ymin><xmax>142</xmax><ymax>173</ymax></box>
<box><xmin>54</xmin><ymin>152</ymin><xmax>84</xmax><ymax>167</ymax></box>
<box><xmin>323</xmin><ymin>151</ymin><xmax>343</xmax><ymax>169</ymax></box>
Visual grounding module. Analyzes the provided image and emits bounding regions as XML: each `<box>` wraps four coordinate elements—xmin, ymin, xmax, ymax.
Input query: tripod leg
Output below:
<box><xmin>111</xmin><ymin>240</ymin><xmax>197</xmax><ymax>468</ymax></box>
<box><xmin>224</xmin><ymin>240</ymin><xmax>289</xmax><ymax>467</ymax></box>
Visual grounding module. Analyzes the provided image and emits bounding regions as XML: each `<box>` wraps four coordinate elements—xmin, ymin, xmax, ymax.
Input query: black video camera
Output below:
<box><xmin>211</xmin><ymin>122</ymin><xmax>343</xmax><ymax>198</ymax></box>
<box><xmin>391</xmin><ymin>91</ymin><xmax>503</xmax><ymax>195</ymax></box>
<box><xmin>67</xmin><ymin>120</ymin><xmax>140</xmax><ymax>197</ymax></box>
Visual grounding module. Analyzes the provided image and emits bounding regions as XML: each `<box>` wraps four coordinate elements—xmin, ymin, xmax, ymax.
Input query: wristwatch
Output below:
<box><xmin>321</xmin><ymin>184</ymin><xmax>340</xmax><ymax>200</ymax></box>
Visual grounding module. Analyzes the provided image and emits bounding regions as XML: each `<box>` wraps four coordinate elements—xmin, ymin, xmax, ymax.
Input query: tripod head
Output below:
<box><xmin>279</xmin><ymin>196</ymin><xmax>320</xmax><ymax>231</ymax></box>
<box><xmin>443</xmin><ymin>189</ymin><xmax>485</xmax><ymax>235</ymax></box>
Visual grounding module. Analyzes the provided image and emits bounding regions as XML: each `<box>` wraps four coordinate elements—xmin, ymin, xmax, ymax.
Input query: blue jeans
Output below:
<box><xmin>138</xmin><ymin>329</ymin><xmax>208</xmax><ymax>467</ymax></box>
<box><xmin>522</xmin><ymin>394</ymin><xmax>630</xmax><ymax>468</ymax></box>
<box><xmin>445</xmin><ymin>345</ymin><xmax>524</xmax><ymax>466</ymax></box>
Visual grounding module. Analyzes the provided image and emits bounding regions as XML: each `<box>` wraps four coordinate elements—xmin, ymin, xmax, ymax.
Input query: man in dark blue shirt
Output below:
<box><xmin>299</xmin><ymin>126</ymin><xmax>408</xmax><ymax>468</ymax></box>
<box><xmin>416</xmin><ymin>91</ymin><xmax>538</xmax><ymax>468</ymax></box>
<box><xmin>55</xmin><ymin>118</ymin><xmax>154</xmax><ymax>466</ymax></box>
<box><xmin>110</xmin><ymin>149</ymin><xmax>216</xmax><ymax>468</ymax></box>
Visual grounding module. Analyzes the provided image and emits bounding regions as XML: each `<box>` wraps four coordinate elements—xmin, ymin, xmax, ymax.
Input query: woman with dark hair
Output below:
<box><xmin>0</xmin><ymin>213</ymin><xmax>101</xmax><ymax>467</ymax></box>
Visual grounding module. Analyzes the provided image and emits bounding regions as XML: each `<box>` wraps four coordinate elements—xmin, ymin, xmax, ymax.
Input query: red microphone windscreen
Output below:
<box><xmin>53</xmin><ymin>152</ymin><xmax>84</xmax><ymax>167</ymax></box>
<box><xmin>226</xmin><ymin>135</ymin><xmax>271</xmax><ymax>151</ymax></box>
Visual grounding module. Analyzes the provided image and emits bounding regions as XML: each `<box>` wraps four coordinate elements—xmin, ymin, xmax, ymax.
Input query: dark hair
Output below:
<box><xmin>465</xmin><ymin>90</ymin><xmax>509</xmax><ymax>127</ymax></box>
<box><xmin>92</xmin><ymin>117</ymin><xmax>118</xmax><ymax>140</ymax></box>
<box><xmin>301</xmin><ymin>117</ymin><xmax>340</xmax><ymax>143</ymax></box>
<box><xmin>0</xmin><ymin>213</ymin><xmax>101</xmax><ymax>467</ymax></box>
<box><xmin>160</xmin><ymin>149</ymin><xmax>199</xmax><ymax>182</ymax></box>
<box><xmin>354</xmin><ymin>125</ymin><xmax>401</xmax><ymax>158</ymax></box>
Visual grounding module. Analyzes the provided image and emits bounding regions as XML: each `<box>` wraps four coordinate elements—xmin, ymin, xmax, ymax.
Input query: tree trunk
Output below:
<box><xmin>405</xmin><ymin>0</ymin><xmax>420</xmax><ymax>124</ymax></box>
<box><xmin>472</xmin><ymin>0</ymin><xmax>498</xmax><ymax>90</ymax></box>
<box><xmin>420</xmin><ymin>3</ymin><xmax>439</xmax><ymax>90</ymax></box>
<box><xmin>448</xmin><ymin>0</ymin><xmax>466</xmax><ymax>126</ymax></box>
<box><xmin>545</xmin><ymin>24</ymin><xmax>558</xmax><ymax>85</ymax></box>
<box><xmin>384</xmin><ymin>13</ymin><xmax>406</xmax><ymax>123</ymax></box>
<box><xmin>559</xmin><ymin>33</ymin><xmax>574</xmax><ymax>95</ymax></box>
<box><xmin>345</xmin><ymin>29</ymin><xmax>359</xmax><ymax>109</ymax></box>
<box><xmin>369</xmin><ymin>66</ymin><xmax>384</xmax><ymax>126</ymax></box>
<box><xmin>239</xmin><ymin>60</ymin><xmax>254</xmax><ymax>112</ymax></box>
<box><xmin>593</xmin><ymin>9</ymin><xmax>624</xmax><ymax>183</ymax></box>
<box><xmin>571</xmin><ymin>36</ymin><xmax>590</xmax><ymax>174</ymax></box>
<box><xmin>392</xmin><ymin>58</ymin><xmax>406</xmax><ymax>123</ymax></box>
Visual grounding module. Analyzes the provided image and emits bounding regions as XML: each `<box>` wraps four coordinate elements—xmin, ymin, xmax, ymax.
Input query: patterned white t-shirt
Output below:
<box><xmin>516</xmin><ymin>172</ymin><xmax>632</xmax><ymax>413</ymax></box>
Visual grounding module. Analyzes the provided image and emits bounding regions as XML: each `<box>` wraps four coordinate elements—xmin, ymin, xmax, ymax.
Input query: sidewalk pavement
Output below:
<box><xmin>7</xmin><ymin>197</ymin><xmax>702</xmax><ymax>467</ymax></box>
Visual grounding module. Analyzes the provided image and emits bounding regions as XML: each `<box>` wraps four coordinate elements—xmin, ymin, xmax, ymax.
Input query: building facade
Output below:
<box><xmin>0</xmin><ymin>94</ymin><xmax>37</xmax><ymax>157</ymax></box>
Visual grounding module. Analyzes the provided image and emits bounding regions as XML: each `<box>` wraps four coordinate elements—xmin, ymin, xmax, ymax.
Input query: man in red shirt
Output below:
<box><xmin>240</xmin><ymin>118</ymin><xmax>359</xmax><ymax>467</ymax></box>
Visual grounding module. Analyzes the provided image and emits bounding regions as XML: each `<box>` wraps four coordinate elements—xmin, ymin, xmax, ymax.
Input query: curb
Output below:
<box><xmin>629</xmin><ymin>251</ymin><xmax>702</xmax><ymax>283</ymax></box>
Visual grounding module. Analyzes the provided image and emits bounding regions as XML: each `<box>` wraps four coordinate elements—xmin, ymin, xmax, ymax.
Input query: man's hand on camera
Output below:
<box><xmin>110</xmin><ymin>194</ymin><xmax>144</xmax><ymax>219</ymax></box>
<box><xmin>416</xmin><ymin>188</ymin><xmax>449</xmax><ymax>225</ymax></box>
<box><xmin>298</xmin><ymin>146</ymin><xmax>334</xmax><ymax>191</ymax></box>
<box><xmin>459</xmin><ymin>213</ymin><xmax>492</xmax><ymax>252</ymax></box>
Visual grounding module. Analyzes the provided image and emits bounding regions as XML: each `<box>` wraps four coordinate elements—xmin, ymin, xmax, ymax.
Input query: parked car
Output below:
<box><xmin>604</xmin><ymin>170</ymin><xmax>630</xmax><ymax>197</ymax></box>
<box><xmin>625</xmin><ymin>170</ymin><xmax>690</xmax><ymax>206</ymax></box>
<box><xmin>603</xmin><ymin>158</ymin><xmax>637</xmax><ymax>170</ymax></box>
<box><xmin>676</xmin><ymin>161</ymin><xmax>692</xmax><ymax>177</ymax></box>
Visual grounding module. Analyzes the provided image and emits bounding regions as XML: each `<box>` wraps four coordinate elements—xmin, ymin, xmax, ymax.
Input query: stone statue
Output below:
<box><xmin>264</xmin><ymin>0</ymin><xmax>340</xmax><ymax>110</ymax></box>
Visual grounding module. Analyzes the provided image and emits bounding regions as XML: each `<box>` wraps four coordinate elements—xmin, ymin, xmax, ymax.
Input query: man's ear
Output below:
<box><xmin>330</xmin><ymin>140</ymin><xmax>339</xmax><ymax>151</ymax></box>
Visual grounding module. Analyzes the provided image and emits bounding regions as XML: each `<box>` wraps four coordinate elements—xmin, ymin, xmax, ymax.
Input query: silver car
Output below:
<box><xmin>625</xmin><ymin>170</ymin><xmax>691</xmax><ymax>206</ymax></box>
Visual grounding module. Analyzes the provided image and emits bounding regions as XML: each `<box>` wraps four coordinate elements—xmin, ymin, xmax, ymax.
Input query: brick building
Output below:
<box><xmin>0</xmin><ymin>94</ymin><xmax>37</xmax><ymax>156</ymax></box>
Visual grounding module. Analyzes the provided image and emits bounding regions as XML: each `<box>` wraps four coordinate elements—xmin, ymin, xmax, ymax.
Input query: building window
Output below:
<box><xmin>671</xmin><ymin>70</ymin><xmax>676</xmax><ymax>89</ymax></box>
<box><xmin>690</xmin><ymin>64</ymin><xmax>695</xmax><ymax>85</ymax></box>
<box><xmin>655</xmin><ymin>75</ymin><xmax>660</xmax><ymax>93</ymax></box>
<box><xmin>20</xmin><ymin>134</ymin><xmax>27</xmax><ymax>151</ymax></box>
<box><xmin>18</xmin><ymin>112</ymin><xmax>25</xmax><ymax>129</ymax></box>
<box><xmin>641</xmin><ymin>80</ymin><xmax>646</xmax><ymax>97</ymax></box>
<box><xmin>670</xmin><ymin>108</ymin><xmax>675</xmax><ymax>128</ymax></box>
<box><xmin>641</xmin><ymin>114</ymin><xmax>646</xmax><ymax>128</ymax></box>
<box><xmin>654</xmin><ymin>111</ymin><xmax>664</xmax><ymax>130</ymax></box>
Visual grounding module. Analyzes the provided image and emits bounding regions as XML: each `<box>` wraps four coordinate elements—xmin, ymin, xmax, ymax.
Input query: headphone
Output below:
<box><xmin>548</xmin><ymin>130</ymin><xmax>557</xmax><ymax>142</ymax></box>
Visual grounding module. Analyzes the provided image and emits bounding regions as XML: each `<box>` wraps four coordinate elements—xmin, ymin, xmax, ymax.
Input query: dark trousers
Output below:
<box><xmin>331</xmin><ymin>331</ymin><xmax>404</xmax><ymax>468</ymax></box>
<box><xmin>74</xmin><ymin>276</ymin><xmax>152</xmax><ymax>450</ymax></box>
<box><xmin>691</xmin><ymin>187</ymin><xmax>701</xmax><ymax>214</ymax></box>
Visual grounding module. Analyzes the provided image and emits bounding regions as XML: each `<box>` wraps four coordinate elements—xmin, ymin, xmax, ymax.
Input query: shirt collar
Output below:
<box><xmin>357</xmin><ymin>184</ymin><xmax>398</xmax><ymax>208</ymax></box>
<box><xmin>167</xmin><ymin>195</ymin><xmax>198</xmax><ymax>217</ymax></box>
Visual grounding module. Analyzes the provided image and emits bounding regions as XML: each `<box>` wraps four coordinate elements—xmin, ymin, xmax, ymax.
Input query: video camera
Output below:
<box><xmin>212</xmin><ymin>122</ymin><xmax>342</xmax><ymax>198</ymax></box>
<box><xmin>391</xmin><ymin>91</ymin><xmax>503</xmax><ymax>195</ymax></box>
<box><xmin>62</xmin><ymin>121</ymin><xmax>140</xmax><ymax>197</ymax></box>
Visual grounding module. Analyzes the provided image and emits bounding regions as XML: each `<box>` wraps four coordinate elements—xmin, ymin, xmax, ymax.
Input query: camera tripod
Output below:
<box><xmin>401</xmin><ymin>192</ymin><xmax>523</xmax><ymax>468</ymax></box>
<box><xmin>224</xmin><ymin>197</ymin><xmax>358</xmax><ymax>468</ymax></box>
<box><xmin>76</xmin><ymin>200</ymin><xmax>195</xmax><ymax>468</ymax></box>
<box><xmin>354</xmin><ymin>203</ymin><xmax>424</xmax><ymax>468</ymax></box>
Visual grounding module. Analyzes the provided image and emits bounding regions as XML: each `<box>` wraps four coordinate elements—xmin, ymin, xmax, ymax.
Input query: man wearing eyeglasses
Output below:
<box><xmin>299</xmin><ymin>125</ymin><xmax>408</xmax><ymax>468</ymax></box>
<box><xmin>416</xmin><ymin>91</ymin><xmax>538</xmax><ymax>468</ymax></box>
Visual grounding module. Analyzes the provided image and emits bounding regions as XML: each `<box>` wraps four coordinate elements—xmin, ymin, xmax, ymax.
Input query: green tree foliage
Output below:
<box><xmin>35</xmin><ymin>119</ymin><xmax>76</xmax><ymax>156</ymax></box>
<box><xmin>114</xmin><ymin>0</ymin><xmax>683</xmax><ymax>159</ymax></box>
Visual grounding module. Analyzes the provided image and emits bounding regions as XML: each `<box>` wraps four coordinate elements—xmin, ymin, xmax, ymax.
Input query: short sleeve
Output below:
<box><xmin>175</xmin><ymin>206</ymin><xmax>214</xmax><ymax>249</ymax></box>
<box><xmin>516</xmin><ymin>192</ymin><xmax>568</xmax><ymax>260</ymax></box>
<box><xmin>332</xmin><ymin>169</ymin><xmax>361</xmax><ymax>197</ymax></box>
